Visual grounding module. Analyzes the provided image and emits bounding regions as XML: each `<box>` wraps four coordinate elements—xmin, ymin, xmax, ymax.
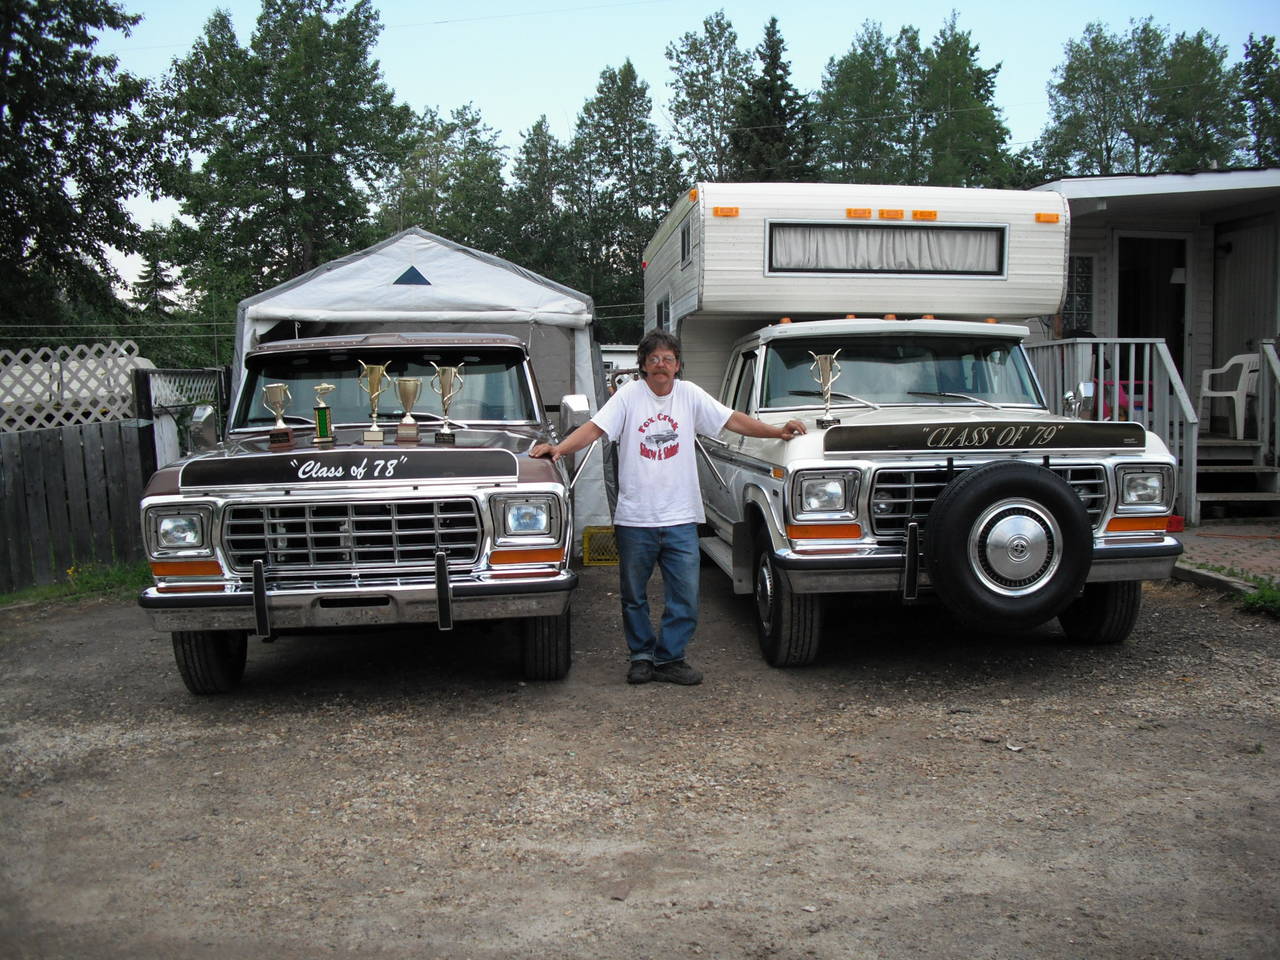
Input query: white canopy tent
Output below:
<box><xmin>232</xmin><ymin>227</ymin><xmax>611</xmax><ymax>542</ymax></box>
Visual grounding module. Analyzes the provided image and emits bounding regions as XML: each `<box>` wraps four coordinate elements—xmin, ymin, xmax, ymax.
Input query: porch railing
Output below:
<box><xmin>1261</xmin><ymin>340</ymin><xmax>1279</xmax><ymax>474</ymax></box>
<box><xmin>1024</xmin><ymin>338</ymin><xmax>1200</xmax><ymax>523</ymax></box>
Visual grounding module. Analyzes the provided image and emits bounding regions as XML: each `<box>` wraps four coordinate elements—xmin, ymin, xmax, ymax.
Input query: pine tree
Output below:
<box><xmin>815</xmin><ymin>21</ymin><xmax>904</xmax><ymax>184</ymax></box>
<box><xmin>665</xmin><ymin>11</ymin><xmax>752</xmax><ymax>181</ymax></box>
<box><xmin>1242</xmin><ymin>34</ymin><xmax>1280</xmax><ymax>166</ymax></box>
<box><xmin>506</xmin><ymin>117</ymin><xmax>576</xmax><ymax>285</ymax></box>
<box><xmin>727</xmin><ymin>18</ymin><xmax>816</xmax><ymax>181</ymax></box>
<box><xmin>153</xmin><ymin>0</ymin><xmax>415</xmax><ymax>326</ymax></box>
<box><xmin>0</xmin><ymin>0</ymin><xmax>150</xmax><ymax>333</ymax></box>
<box><xmin>1156</xmin><ymin>30</ymin><xmax>1244</xmax><ymax>171</ymax></box>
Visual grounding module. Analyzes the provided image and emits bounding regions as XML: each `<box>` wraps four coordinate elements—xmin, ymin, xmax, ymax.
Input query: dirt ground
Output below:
<box><xmin>1</xmin><ymin>567</ymin><xmax>1278</xmax><ymax>959</ymax></box>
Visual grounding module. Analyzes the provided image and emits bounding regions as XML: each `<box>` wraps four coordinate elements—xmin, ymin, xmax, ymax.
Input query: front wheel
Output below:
<box><xmin>1058</xmin><ymin>581</ymin><xmax>1142</xmax><ymax>644</ymax></box>
<box><xmin>754</xmin><ymin>541</ymin><xmax>822</xmax><ymax>667</ymax></box>
<box><xmin>172</xmin><ymin>630</ymin><xmax>248</xmax><ymax>694</ymax></box>
<box><xmin>522</xmin><ymin>609</ymin><xmax>571</xmax><ymax>680</ymax></box>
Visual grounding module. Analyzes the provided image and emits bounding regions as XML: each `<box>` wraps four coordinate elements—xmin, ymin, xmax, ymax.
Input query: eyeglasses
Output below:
<box><xmin>645</xmin><ymin>354</ymin><xmax>678</xmax><ymax>367</ymax></box>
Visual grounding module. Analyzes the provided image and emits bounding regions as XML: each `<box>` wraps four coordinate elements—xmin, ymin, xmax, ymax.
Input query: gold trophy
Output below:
<box><xmin>263</xmin><ymin>382</ymin><xmax>294</xmax><ymax>449</ymax></box>
<box><xmin>429</xmin><ymin>362</ymin><xmax>465</xmax><ymax>445</ymax></box>
<box><xmin>357</xmin><ymin>360</ymin><xmax>391</xmax><ymax>444</ymax></box>
<box><xmin>395</xmin><ymin>377</ymin><xmax>422</xmax><ymax>444</ymax></box>
<box><xmin>312</xmin><ymin>382</ymin><xmax>335</xmax><ymax>445</ymax></box>
<box><xmin>808</xmin><ymin>349</ymin><xmax>843</xmax><ymax>428</ymax></box>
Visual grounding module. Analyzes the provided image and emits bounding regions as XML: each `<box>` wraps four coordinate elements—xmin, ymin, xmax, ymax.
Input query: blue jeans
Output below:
<box><xmin>614</xmin><ymin>523</ymin><xmax>701</xmax><ymax>664</ymax></box>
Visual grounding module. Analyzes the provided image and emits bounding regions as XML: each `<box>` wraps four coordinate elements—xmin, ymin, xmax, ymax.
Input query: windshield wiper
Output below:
<box><xmin>782</xmin><ymin>389</ymin><xmax>880</xmax><ymax>409</ymax></box>
<box><xmin>907</xmin><ymin>390</ymin><xmax>1001</xmax><ymax>409</ymax></box>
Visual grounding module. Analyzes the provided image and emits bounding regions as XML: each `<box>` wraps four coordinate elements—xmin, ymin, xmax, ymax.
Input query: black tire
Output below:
<box><xmin>522</xmin><ymin>609</ymin><xmax>571</xmax><ymax>680</ymax></box>
<box><xmin>172</xmin><ymin>630</ymin><xmax>248</xmax><ymax>694</ymax></box>
<box><xmin>1058</xmin><ymin>580</ymin><xmax>1142</xmax><ymax>644</ymax></box>
<box><xmin>754</xmin><ymin>538</ymin><xmax>822</xmax><ymax>667</ymax></box>
<box><xmin>925</xmin><ymin>462</ymin><xmax>1092</xmax><ymax>631</ymax></box>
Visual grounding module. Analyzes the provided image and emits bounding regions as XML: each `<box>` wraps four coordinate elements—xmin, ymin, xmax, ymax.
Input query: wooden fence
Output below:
<box><xmin>0</xmin><ymin>420</ymin><xmax>155</xmax><ymax>592</ymax></box>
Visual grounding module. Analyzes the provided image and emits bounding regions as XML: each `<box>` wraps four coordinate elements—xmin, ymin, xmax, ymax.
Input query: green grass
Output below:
<box><xmin>1186</xmin><ymin>561</ymin><xmax>1280</xmax><ymax>619</ymax></box>
<box><xmin>0</xmin><ymin>562</ymin><xmax>152</xmax><ymax>609</ymax></box>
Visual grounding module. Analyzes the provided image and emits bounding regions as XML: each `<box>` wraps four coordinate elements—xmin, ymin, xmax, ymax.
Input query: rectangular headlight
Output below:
<box><xmin>791</xmin><ymin>471</ymin><xmax>859</xmax><ymax>518</ymax></box>
<box><xmin>1117</xmin><ymin>465</ymin><xmax>1174</xmax><ymax>511</ymax></box>
<box><xmin>146</xmin><ymin>505</ymin><xmax>214</xmax><ymax>557</ymax></box>
<box><xmin>492</xmin><ymin>495</ymin><xmax>561</xmax><ymax>543</ymax></box>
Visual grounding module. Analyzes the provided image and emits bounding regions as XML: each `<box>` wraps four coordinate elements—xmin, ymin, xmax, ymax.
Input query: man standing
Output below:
<box><xmin>531</xmin><ymin>331</ymin><xmax>805</xmax><ymax>685</ymax></box>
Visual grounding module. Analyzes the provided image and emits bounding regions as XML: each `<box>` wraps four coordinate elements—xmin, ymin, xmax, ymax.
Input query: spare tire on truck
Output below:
<box><xmin>925</xmin><ymin>462</ymin><xmax>1091</xmax><ymax>631</ymax></box>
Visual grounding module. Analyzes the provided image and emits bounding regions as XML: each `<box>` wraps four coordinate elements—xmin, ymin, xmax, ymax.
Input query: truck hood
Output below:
<box><xmin>144</xmin><ymin>427</ymin><xmax>560</xmax><ymax>495</ymax></box>
<box><xmin>757</xmin><ymin>406</ymin><xmax>1149</xmax><ymax>458</ymax></box>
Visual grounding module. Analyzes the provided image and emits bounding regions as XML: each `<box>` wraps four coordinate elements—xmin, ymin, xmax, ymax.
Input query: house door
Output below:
<box><xmin>1213</xmin><ymin>215</ymin><xmax>1276</xmax><ymax>367</ymax></box>
<box><xmin>1117</xmin><ymin>236</ymin><xmax>1188</xmax><ymax>372</ymax></box>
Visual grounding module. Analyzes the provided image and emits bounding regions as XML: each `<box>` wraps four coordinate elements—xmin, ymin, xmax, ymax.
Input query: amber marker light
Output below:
<box><xmin>688</xmin><ymin>188</ymin><xmax>698</xmax><ymax>201</ymax></box>
<box><xmin>1105</xmin><ymin>517</ymin><xmax>1170</xmax><ymax>534</ymax></box>
<box><xmin>713</xmin><ymin>206</ymin><xmax>739</xmax><ymax>217</ymax></box>
<box><xmin>879</xmin><ymin>209</ymin><xmax>904</xmax><ymax>219</ymax></box>
<box><xmin>771</xmin><ymin>467</ymin><xmax>786</xmax><ymax>479</ymax></box>
<box><xmin>884</xmin><ymin>314</ymin><xmax>897</xmax><ymax>320</ymax></box>
<box><xmin>490</xmin><ymin>547</ymin><xmax>565</xmax><ymax>565</ymax></box>
<box><xmin>787</xmin><ymin>523</ymin><xmax>862</xmax><ymax>540</ymax></box>
<box><xmin>912</xmin><ymin>209</ymin><xmax>937</xmax><ymax>220</ymax></box>
<box><xmin>1035</xmin><ymin>212</ymin><xmax>1061</xmax><ymax>223</ymax></box>
<box><xmin>779</xmin><ymin>316</ymin><xmax>791</xmax><ymax>324</ymax></box>
<box><xmin>150</xmin><ymin>559</ymin><xmax>222</xmax><ymax>577</ymax></box>
<box><xmin>846</xmin><ymin>208</ymin><xmax>872</xmax><ymax>218</ymax></box>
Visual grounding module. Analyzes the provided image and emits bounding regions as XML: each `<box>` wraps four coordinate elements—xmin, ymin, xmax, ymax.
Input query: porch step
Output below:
<box><xmin>1195</xmin><ymin>491</ymin><xmax>1280</xmax><ymax>503</ymax></box>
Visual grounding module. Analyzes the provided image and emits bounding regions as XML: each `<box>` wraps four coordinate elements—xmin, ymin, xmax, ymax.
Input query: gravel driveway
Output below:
<box><xmin>2</xmin><ymin>568</ymin><xmax>1277</xmax><ymax>959</ymax></box>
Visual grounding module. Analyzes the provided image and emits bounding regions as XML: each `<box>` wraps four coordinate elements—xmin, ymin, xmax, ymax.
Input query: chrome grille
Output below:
<box><xmin>869</xmin><ymin>465</ymin><xmax>1107</xmax><ymax>537</ymax></box>
<box><xmin>222</xmin><ymin>499</ymin><xmax>481</xmax><ymax>572</ymax></box>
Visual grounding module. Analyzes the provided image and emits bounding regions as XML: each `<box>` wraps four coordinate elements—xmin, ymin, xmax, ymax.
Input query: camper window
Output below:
<box><xmin>767</xmin><ymin>222</ymin><xmax>1005</xmax><ymax>276</ymax></box>
<box><xmin>680</xmin><ymin>220</ymin><xmax>692</xmax><ymax>266</ymax></box>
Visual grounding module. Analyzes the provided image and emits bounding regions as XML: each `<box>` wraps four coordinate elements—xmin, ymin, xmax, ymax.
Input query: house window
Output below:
<box><xmin>655</xmin><ymin>296</ymin><xmax>670</xmax><ymax>331</ymax></box>
<box><xmin>680</xmin><ymin>220</ymin><xmax>692</xmax><ymax>266</ymax></box>
<box><xmin>1062</xmin><ymin>255</ymin><xmax>1094</xmax><ymax>335</ymax></box>
<box><xmin>768</xmin><ymin>222</ymin><xmax>1006</xmax><ymax>276</ymax></box>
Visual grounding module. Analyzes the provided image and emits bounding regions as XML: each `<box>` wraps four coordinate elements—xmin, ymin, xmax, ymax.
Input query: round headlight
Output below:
<box><xmin>506</xmin><ymin>501</ymin><xmax>550</xmax><ymax>535</ymax></box>
<box><xmin>801</xmin><ymin>478</ymin><xmax>845</xmax><ymax>512</ymax></box>
<box><xmin>158</xmin><ymin>515</ymin><xmax>202</xmax><ymax>548</ymax></box>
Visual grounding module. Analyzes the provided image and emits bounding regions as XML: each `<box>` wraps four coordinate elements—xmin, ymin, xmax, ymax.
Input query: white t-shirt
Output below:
<box><xmin>591</xmin><ymin>377</ymin><xmax>733</xmax><ymax>527</ymax></box>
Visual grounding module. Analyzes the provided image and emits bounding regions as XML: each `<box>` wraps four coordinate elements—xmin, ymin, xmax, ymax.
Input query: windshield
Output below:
<box><xmin>234</xmin><ymin>347</ymin><xmax>537</xmax><ymax>428</ymax></box>
<box><xmin>759</xmin><ymin>336</ymin><xmax>1041</xmax><ymax>409</ymax></box>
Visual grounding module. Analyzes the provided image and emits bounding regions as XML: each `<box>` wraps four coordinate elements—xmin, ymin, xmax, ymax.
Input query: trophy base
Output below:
<box><xmin>269</xmin><ymin>428</ymin><xmax>293</xmax><ymax>449</ymax></box>
<box><xmin>816</xmin><ymin>417</ymin><xmax>841</xmax><ymax>428</ymax></box>
<box><xmin>396</xmin><ymin>423</ymin><xmax>420</xmax><ymax>444</ymax></box>
<box><xmin>433</xmin><ymin>430</ymin><xmax>456</xmax><ymax>445</ymax></box>
<box><xmin>313</xmin><ymin>434</ymin><xmax>334</xmax><ymax>446</ymax></box>
<box><xmin>363</xmin><ymin>428</ymin><xmax>385</xmax><ymax>444</ymax></box>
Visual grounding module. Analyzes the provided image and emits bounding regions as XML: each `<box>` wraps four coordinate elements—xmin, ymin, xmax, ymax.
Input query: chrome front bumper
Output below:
<box><xmin>772</xmin><ymin>536</ymin><xmax>1183</xmax><ymax>595</ymax></box>
<box><xmin>140</xmin><ymin>569</ymin><xmax>577</xmax><ymax>633</ymax></box>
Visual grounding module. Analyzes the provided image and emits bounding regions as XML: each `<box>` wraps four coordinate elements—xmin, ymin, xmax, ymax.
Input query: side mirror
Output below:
<box><xmin>558</xmin><ymin>394</ymin><xmax>590</xmax><ymax>439</ymax></box>
<box><xmin>1064</xmin><ymin>382</ymin><xmax>1095</xmax><ymax>420</ymax></box>
<box><xmin>190</xmin><ymin>404</ymin><xmax>220</xmax><ymax>451</ymax></box>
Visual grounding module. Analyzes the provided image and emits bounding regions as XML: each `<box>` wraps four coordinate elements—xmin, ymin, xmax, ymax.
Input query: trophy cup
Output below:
<box><xmin>263</xmin><ymin>382</ymin><xmax>294</xmax><ymax>449</ymax></box>
<box><xmin>312</xmin><ymin>382</ymin><xmax>335</xmax><ymax>445</ymax></box>
<box><xmin>429</xmin><ymin>362</ymin><xmax>465</xmax><ymax>445</ymax></box>
<box><xmin>395</xmin><ymin>377</ymin><xmax>422</xmax><ymax>444</ymax></box>
<box><xmin>808</xmin><ymin>349</ymin><xmax>843</xmax><ymax>428</ymax></box>
<box><xmin>357</xmin><ymin>360</ymin><xmax>391</xmax><ymax>444</ymax></box>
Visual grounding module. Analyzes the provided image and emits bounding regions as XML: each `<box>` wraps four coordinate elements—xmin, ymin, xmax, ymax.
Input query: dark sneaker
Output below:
<box><xmin>653</xmin><ymin>660</ymin><xmax>703</xmax><ymax>685</ymax></box>
<box><xmin>626</xmin><ymin>660</ymin><xmax>654</xmax><ymax>684</ymax></box>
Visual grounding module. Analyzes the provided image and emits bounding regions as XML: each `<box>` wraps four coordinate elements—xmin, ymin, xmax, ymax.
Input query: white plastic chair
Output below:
<box><xmin>1198</xmin><ymin>353</ymin><xmax>1260</xmax><ymax>439</ymax></box>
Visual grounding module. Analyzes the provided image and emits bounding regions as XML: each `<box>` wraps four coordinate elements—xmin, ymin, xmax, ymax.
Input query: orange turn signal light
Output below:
<box><xmin>787</xmin><ymin>523</ymin><xmax>863</xmax><ymax>540</ymax></box>
<box><xmin>713</xmin><ymin>206</ymin><xmax>739</xmax><ymax>217</ymax></box>
<box><xmin>879</xmin><ymin>209</ymin><xmax>904</xmax><ymax>220</ymax></box>
<box><xmin>1035</xmin><ymin>212</ymin><xmax>1061</xmax><ymax>223</ymax></box>
<box><xmin>1105</xmin><ymin>517</ymin><xmax>1170</xmax><ymax>534</ymax></box>
<box><xmin>490</xmin><ymin>547</ymin><xmax>565</xmax><ymax>565</ymax></box>
<box><xmin>150</xmin><ymin>560</ymin><xmax>222</xmax><ymax>577</ymax></box>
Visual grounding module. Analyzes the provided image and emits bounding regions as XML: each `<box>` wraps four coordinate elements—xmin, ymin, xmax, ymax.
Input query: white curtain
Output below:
<box><xmin>770</xmin><ymin>224</ymin><xmax>1002</xmax><ymax>275</ymax></box>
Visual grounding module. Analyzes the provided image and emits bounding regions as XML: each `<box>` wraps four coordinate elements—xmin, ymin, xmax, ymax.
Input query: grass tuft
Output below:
<box><xmin>0</xmin><ymin>562</ymin><xmax>152</xmax><ymax>609</ymax></box>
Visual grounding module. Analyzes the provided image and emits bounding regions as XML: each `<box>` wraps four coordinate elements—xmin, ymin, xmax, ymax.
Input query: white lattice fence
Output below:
<box><xmin>0</xmin><ymin>341</ymin><xmax>146</xmax><ymax>432</ymax></box>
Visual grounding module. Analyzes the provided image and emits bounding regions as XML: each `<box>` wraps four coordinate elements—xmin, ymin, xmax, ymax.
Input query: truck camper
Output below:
<box><xmin>643</xmin><ymin>183</ymin><xmax>1181</xmax><ymax>665</ymax></box>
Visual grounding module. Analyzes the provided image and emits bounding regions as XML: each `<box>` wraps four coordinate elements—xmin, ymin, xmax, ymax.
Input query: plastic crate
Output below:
<box><xmin>581</xmin><ymin>525</ymin><xmax>619</xmax><ymax>565</ymax></box>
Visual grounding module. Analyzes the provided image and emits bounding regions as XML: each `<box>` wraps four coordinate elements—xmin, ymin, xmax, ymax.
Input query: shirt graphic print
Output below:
<box><xmin>638</xmin><ymin>412</ymin><xmax>680</xmax><ymax>461</ymax></box>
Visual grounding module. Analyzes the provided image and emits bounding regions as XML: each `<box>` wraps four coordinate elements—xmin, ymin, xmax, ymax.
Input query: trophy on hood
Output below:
<box><xmin>808</xmin><ymin>350</ymin><xmax>843</xmax><ymax>428</ymax></box>
<box><xmin>312</xmin><ymin>382</ymin><xmax>335</xmax><ymax>445</ymax></box>
<box><xmin>358</xmin><ymin>360</ymin><xmax>391</xmax><ymax>444</ymax></box>
<box><xmin>429</xmin><ymin>362</ymin><xmax>464</xmax><ymax>445</ymax></box>
<box><xmin>395</xmin><ymin>377</ymin><xmax>422</xmax><ymax>444</ymax></box>
<box><xmin>263</xmin><ymin>382</ymin><xmax>294</xmax><ymax>449</ymax></box>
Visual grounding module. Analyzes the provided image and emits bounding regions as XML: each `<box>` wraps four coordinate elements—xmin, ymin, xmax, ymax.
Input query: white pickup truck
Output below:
<box><xmin>643</xmin><ymin>183</ymin><xmax>1182</xmax><ymax>665</ymax></box>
